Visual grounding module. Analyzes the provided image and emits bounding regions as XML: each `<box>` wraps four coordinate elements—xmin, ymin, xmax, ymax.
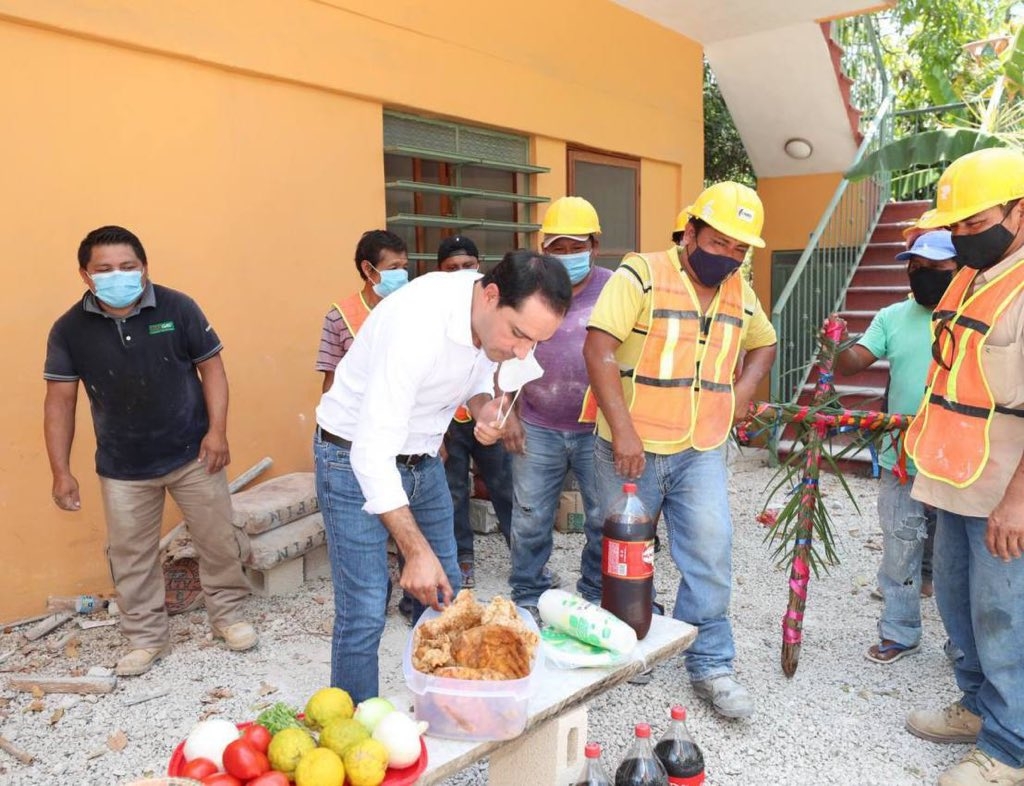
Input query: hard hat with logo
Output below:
<box><xmin>917</xmin><ymin>147</ymin><xmax>1024</xmax><ymax>228</ymax></box>
<box><xmin>673</xmin><ymin>209</ymin><xmax>689</xmax><ymax>233</ymax></box>
<box><xmin>683</xmin><ymin>181</ymin><xmax>765</xmax><ymax>248</ymax></box>
<box><xmin>540</xmin><ymin>196</ymin><xmax>602</xmax><ymax>241</ymax></box>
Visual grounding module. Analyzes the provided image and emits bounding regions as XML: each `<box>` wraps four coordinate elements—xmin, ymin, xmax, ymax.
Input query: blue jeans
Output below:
<box><xmin>876</xmin><ymin>473</ymin><xmax>935</xmax><ymax>647</ymax></box>
<box><xmin>509</xmin><ymin>421</ymin><xmax>601</xmax><ymax>606</ymax></box>
<box><xmin>587</xmin><ymin>437</ymin><xmax>734</xmax><ymax>682</ymax></box>
<box><xmin>444</xmin><ymin>419</ymin><xmax>512</xmax><ymax>562</ymax></box>
<box><xmin>934</xmin><ymin>509</ymin><xmax>1024</xmax><ymax>768</ymax></box>
<box><xmin>313</xmin><ymin>433</ymin><xmax>461</xmax><ymax>703</ymax></box>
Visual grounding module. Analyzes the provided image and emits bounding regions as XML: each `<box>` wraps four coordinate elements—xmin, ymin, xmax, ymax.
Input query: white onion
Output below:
<box><xmin>372</xmin><ymin>711</ymin><xmax>426</xmax><ymax>769</ymax></box>
<box><xmin>182</xmin><ymin>718</ymin><xmax>240</xmax><ymax>770</ymax></box>
<box><xmin>354</xmin><ymin>697</ymin><xmax>395</xmax><ymax>733</ymax></box>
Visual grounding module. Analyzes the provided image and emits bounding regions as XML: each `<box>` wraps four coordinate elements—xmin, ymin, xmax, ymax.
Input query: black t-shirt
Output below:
<box><xmin>44</xmin><ymin>284</ymin><xmax>223</xmax><ymax>480</ymax></box>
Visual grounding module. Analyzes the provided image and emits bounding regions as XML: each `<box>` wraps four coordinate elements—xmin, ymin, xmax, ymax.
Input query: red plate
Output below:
<box><xmin>167</xmin><ymin>722</ymin><xmax>428</xmax><ymax>785</ymax></box>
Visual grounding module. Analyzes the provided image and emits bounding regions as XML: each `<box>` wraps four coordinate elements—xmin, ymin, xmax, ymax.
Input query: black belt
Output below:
<box><xmin>318</xmin><ymin>427</ymin><xmax>427</xmax><ymax>467</ymax></box>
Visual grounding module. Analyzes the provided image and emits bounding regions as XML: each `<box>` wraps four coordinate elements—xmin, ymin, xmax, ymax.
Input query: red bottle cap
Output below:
<box><xmin>623</xmin><ymin>482</ymin><xmax>638</xmax><ymax>493</ymax></box>
<box><xmin>585</xmin><ymin>742</ymin><xmax>602</xmax><ymax>758</ymax></box>
<box><xmin>635</xmin><ymin>723</ymin><xmax>651</xmax><ymax>737</ymax></box>
<box><xmin>671</xmin><ymin>706</ymin><xmax>687</xmax><ymax>720</ymax></box>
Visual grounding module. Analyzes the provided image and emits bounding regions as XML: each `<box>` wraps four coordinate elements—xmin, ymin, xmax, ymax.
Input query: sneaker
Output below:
<box><xmin>906</xmin><ymin>701</ymin><xmax>981</xmax><ymax>744</ymax></box>
<box><xmin>944</xmin><ymin>638</ymin><xmax>964</xmax><ymax>663</ymax></box>
<box><xmin>938</xmin><ymin>747</ymin><xmax>1024</xmax><ymax>786</ymax></box>
<box><xmin>921</xmin><ymin>578</ymin><xmax>934</xmax><ymax>598</ymax></box>
<box><xmin>520</xmin><ymin>605</ymin><xmax>542</xmax><ymax>629</ymax></box>
<box><xmin>692</xmin><ymin>674</ymin><xmax>754</xmax><ymax>719</ymax></box>
<box><xmin>212</xmin><ymin>621</ymin><xmax>258</xmax><ymax>652</ymax></box>
<box><xmin>459</xmin><ymin>561</ymin><xmax>475</xmax><ymax>589</ymax></box>
<box><xmin>543</xmin><ymin>567</ymin><xmax>563</xmax><ymax>589</ymax></box>
<box><xmin>398</xmin><ymin>594</ymin><xmax>414</xmax><ymax>626</ymax></box>
<box><xmin>115</xmin><ymin>645</ymin><xmax>169</xmax><ymax>676</ymax></box>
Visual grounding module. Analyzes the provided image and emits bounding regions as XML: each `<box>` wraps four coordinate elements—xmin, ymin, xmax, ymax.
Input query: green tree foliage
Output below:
<box><xmin>703</xmin><ymin>60</ymin><xmax>755</xmax><ymax>187</ymax></box>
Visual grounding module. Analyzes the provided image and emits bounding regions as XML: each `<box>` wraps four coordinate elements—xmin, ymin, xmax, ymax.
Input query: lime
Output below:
<box><xmin>304</xmin><ymin>687</ymin><xmax>355</xmax><ymax>731</ymax></box>
<box><xmin>295</xmin><ymin>747</ymin><xmax>345</xmax><ymax>786</ymax></box>
<box><xmin>343</xmin><ymin>738</ymin><xmax>389</xmax><ymax>786</ymax></box>
<box><xmin>267</xmin><ymin>727</ymin><xmax>317</xmax><ymax>777</ymax></box>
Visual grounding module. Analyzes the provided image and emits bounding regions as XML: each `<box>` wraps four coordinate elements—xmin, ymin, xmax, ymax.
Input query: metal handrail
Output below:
<box><xmin>769</xmin><ymin>16</ymin><xmax>892</xmax><ymax>406</ymax></box>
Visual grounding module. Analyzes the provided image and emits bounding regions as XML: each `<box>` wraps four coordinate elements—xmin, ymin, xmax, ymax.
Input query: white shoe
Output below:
<box><xmin>692</xmin><ymin>674</ymin><xmax>754</xmax><ymax>719</ymax></box>
<box><xmin>212</xmin><ymin>621</ymin><xmax>258</xmax><ymax>651</ymax></box>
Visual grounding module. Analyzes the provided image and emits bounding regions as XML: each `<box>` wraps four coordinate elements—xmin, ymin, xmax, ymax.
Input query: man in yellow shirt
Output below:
<box><xmin>582</xmin><ymin>182</ymin><xmax>776</xmax><ymax>719</ymax></box>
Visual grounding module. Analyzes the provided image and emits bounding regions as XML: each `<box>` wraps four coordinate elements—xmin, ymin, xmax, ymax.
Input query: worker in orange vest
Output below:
<box><xmin>902</xmin><ymin>147</ymin><xmax>1024</xmax><ymax>786</ymax></box>
<box><xmin>582</xmin><ymin>182</ymin><xmax>777</xmax><ymax>720</ymax></box>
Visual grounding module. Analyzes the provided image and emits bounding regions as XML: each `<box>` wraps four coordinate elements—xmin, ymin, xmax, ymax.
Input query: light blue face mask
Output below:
<box><xmin>371</xmin><ymin>265</ymin><xmax>409</xmax><ymax>298</ymax></box>
<box><xmin>90</xmin><ymin>269</ymin><xmax>145</xmax><ymax>308</ymax></box>
<box><xmin>553</xmin><ymin>251</ymin><xmax>592</xmax><ymax>285</ymax></box>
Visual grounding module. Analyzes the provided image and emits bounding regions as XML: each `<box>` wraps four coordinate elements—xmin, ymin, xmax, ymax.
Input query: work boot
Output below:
<box><xmin>692</xmin><ymin>674</ymin><xmax>754</xmax><ymax>719</ymax></box>
<box><xmin>212</xmin><ymin>621</ymin><xmax>258</xmax><ymax>652</ymax></box>
<box><xmin>115</xmin><ymin>645</ymin><xmax>169</xmax><ymax>677</ymax></box>
<box><xmin>906</xmin><ymin>701</ymin><xmax>981</xmax><ymax>744</ymax></box>
<box><xmin>938</xmin><ymin>747</ymin><xmax>1024</xmax><ymax>786</ymax></box>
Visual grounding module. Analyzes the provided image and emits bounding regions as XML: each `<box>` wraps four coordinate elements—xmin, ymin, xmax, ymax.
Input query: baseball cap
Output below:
<box><xmin>542</xmin><ymin>234</ymin><xmax>589</xmax><ymax>248</ymax></box>
<box><xmin>437</xmin><ymin>235</ymin><xmax>480</xmax><ymax>263</ymax></box>
<box><xmin>894</xmin><ymin>229</ymin><xmax>956</xmax><ymax>262</ymax></box>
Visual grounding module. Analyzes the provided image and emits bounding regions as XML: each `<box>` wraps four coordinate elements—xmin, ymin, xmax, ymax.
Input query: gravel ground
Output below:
<box><xmin>0</xmin><ymin>447</ymin><xmax>963</xmax><ymax>785</ymax></box>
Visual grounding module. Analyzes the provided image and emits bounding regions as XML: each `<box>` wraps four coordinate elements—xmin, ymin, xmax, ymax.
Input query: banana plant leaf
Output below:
<box><xmin>845</xmin><ymin>129</ymin><xmax>1005</xmax><ymax>181</ymax></box>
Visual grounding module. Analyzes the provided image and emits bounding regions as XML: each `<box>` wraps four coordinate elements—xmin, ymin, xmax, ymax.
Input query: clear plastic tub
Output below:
<box><xmin>402</xmin><ymin>605</ymin><xmax>541</xmax><ymax>741</ymax></box>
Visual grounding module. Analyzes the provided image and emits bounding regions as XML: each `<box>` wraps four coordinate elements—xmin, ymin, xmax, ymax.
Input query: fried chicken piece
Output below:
<box><xmin>411</xmin><ymin>636</ymin><xmax>452</xmax><ymax>673</ymax></box>
<box><xmin>416</xmin><ymin>589</ymin><xmax>483</xmax><ymax>640</ymax></box>
<box><xmin>433</xmin><ymin>665</ymin><xmax>509</xmax><ymax>681</ymax></box>
<box><xmin>451</xmin><ymin>624</ymin><xmax>532</xmax><ymax>679</ymax></box>
<box><xmin>481</xmin><ymin>596</ymin><xmax>540</xmax><ymax>657</ymax></box>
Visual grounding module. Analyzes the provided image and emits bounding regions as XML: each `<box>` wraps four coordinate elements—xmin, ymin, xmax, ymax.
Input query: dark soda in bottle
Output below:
<box><xmin>602</xmin><ymin>482</ymin><xmax>655</xmax><ymax>639</ymax></box>
<box><xmin>614</xmin><ymin>723</ymin><xmax>667</xmax><ymax>786</ymax></box>
<box><xmin>654</xmin><ymin>706</ymin><xmax>705</xmax><ymax>785</ymax></box>
<box><xmin>574</xmin><ymin>742</ymin><xmax>613</xmax><ymax>786</ymax></box>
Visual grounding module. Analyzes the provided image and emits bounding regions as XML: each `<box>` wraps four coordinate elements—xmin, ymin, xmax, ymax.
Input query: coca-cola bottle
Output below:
<box><xmin>614</xmin><ymin>723</ymin><xmax>668</xmax><ymax>786</ymax></box>
<box><xmin>573</xmin><ymin>742</ymin><xmax>613</xmax><ymax>786</ymax></box>
<box><xmin>654</xmin><ymin>706</ymin><xmax>705</xmax><ymax>785</ymax></box>
<box><xmin>602</xmin><ymin>483</ymin><xmax>655</xmax><ymax>638</ymax></box>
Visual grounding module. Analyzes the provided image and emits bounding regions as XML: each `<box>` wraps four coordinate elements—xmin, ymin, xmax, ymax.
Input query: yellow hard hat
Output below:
<box><xmin>683</xmin><ymin>182</ymin><xmax>765</xmax><ymax>248</ymax></box>
<box><xmin>540</xmin><ymin>196</ymin><xmax>601</xmax><ymax>238</ymax></box>
<box><xmin>917</xmin><ymin>147</ymin><xmax>1024</xmax><ymax>228</ymax></box>
<box><xmin>673</xmin><ymin>210</ymin><xmax>688</xmax><ymax>233</ymax></box>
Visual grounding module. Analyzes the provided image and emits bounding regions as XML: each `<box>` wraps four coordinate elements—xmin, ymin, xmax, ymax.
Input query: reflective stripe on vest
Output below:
<box><xmin>333</xmin><ymin>292</ymin><xmax>372</xmax><ymax>338</ymax></box>
<box><xmin>580</xmin><ymin>251</ymin><xmax>744</xmax><ymax>450</ymax></box>
<box><xmin>905</xmin><ymin>259</ymin><xmax>1024</xmax><ymax>488</ymax></box>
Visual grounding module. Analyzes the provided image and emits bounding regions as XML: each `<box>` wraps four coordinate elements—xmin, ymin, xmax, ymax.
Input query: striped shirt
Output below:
<box><xmin>315</xmin><ymin>305</ymin><xmax>356</xmax><ymax>372</ymax></box>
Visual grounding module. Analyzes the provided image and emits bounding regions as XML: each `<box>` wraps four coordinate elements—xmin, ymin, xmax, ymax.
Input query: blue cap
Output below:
<box><xmin>895</xmin><ymin>230</ymin><xmax>956</xmax><ymax>262</ymax></box>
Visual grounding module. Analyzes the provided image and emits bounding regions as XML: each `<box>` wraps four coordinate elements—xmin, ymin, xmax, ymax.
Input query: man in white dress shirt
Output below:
<box><xmin>314</xmin><ymin>250</ymin><xmax>571</xmax><ymax>701</ymax></box>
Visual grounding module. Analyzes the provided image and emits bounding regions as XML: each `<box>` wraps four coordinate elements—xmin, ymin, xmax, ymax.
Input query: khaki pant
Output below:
<box><xmin>99</xmin><ymin>460</ymin><xmax>250</xmax><ymax>649</ymax></box>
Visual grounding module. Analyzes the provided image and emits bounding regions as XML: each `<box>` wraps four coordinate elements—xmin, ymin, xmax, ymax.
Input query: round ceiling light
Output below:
<box><xmin>784</xmin><ymin>138</ymin><xmax>813</xmax><ymax>160</ymax></box>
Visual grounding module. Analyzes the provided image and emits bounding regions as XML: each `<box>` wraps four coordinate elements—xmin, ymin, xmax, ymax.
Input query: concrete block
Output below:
<box><xmin>469</xmin><ymin>498</ymin><xmax>499</xmax><ymax>535</ymax></box>
<box><xmin>488</xmin><ymin>705</ymin><xmax>588</xmax><ymax>786</ymax></box>
<box><xmin>303</xmin><ymin>544</ymin><xmax>331</xmax><ymax>581</ymax></box>
<box><xmin>245</xmin><ymin>557</ymin><xmax>304</xmax><ymax>597</ymax></box>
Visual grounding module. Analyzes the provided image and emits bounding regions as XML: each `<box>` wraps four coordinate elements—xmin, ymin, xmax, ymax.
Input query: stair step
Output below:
<box><xmin>870</xmin><ymin>221</ymin><xmax>915</xmax><ymax>244</ymax></box>
<box><xmin>850</xmin><ymin>264</ymin><xmax>908</xmax><ymax>287</ymax></box>
<box><xmin>860</xmin><ymin>242</ymin><xmax>907</xmax><ymax>266</ymax></box>
<box><xmin>879</xmin><ymin>200</ymin><xmax>932</xmax><ymax>223</ymax></box>
<box><xmin>844</xmin><ymin>285</ymin><xmax>909</xmax><ymax>312</ymax></box>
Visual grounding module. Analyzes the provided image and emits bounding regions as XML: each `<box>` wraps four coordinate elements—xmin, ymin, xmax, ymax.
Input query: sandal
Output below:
<box><xmin>865</xmin><ymin>639</ymin><xmax>920</xmax><ymax>664</ymax></box>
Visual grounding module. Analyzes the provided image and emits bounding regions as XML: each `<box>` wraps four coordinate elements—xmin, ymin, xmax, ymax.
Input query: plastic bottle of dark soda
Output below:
<box><xmin>654</xmin><ymin>706</ymin><xmax>705</xmax><ymax>785</ymax></box>
<box><xmin>573</xmin><ymin>742</ymin><xmax>613</xmax><ymax>786</ymax></box>
<box><xmin>602</xmin><ymin>482</ymin><xmax>655</xmax><ymax>639</ymax></box>
<box><xmin>614</xmin><ymin>723</ymin><xmax>668</xmax><ymax>786</ymax></box>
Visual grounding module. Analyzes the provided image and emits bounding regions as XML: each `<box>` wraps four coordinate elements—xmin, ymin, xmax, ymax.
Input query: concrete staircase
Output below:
<box><xmin>784</xmin><ymin>199</ymin><xmax>931</xmax><ymax>474</ymax></box>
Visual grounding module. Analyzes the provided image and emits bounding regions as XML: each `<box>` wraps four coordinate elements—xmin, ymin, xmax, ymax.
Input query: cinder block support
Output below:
<box><xmin>244</xmin><ymin>558</ymin><xmax>304</xmax><ymax>597</ymax></box>
<box><xmin>469</xmin><ymin>498</ymin><xmax>499</xmax><ymax>535</ymax></box>
<box><xmin>487</xmin><ymin>705</ymin><xmax>588</xmax><ymax>786</ymax></box>
<box><xmin>303</xmin><ymin>544</ymin><xmax>331</xmax><ymax>581</ymax></box>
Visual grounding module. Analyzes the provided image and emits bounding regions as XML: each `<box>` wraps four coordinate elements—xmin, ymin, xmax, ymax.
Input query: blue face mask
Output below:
<box><xmin>371</xmin><ymin>265</ymin><xmax>409</xmax><ymax>297</ymax></box>
<box><xmin>90</xmin><ymin>270</ymin><xmax>145</xmax><ymax>308</ymax></box>
<box><xmin>684</xmin><ymin>245</ymin><xmax>740</xmax><ymax>288</ymax></box>
<box><xmin>553</xmin><ymin>251</ymin><xmax>592</xmax><ymax>285</ymax></box>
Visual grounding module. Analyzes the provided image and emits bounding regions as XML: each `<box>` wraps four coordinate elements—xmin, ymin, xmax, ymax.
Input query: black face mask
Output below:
<box><xmin>908</xmin><ymin>267</ymin><xmax>954</xmax><ymax>308</ymax></box>
<box><xmin>685</xmin><ymin>245</ymin><xmax>740</xmax><ymax>288</ymax></box>
<box><xmin>951</xmin><ymin>222</ymin><xmax>1014</xmax><ymax>270</ymax></box>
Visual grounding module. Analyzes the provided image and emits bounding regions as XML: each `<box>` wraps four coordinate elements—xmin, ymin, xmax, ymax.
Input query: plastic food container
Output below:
<box><xmin>403</xmin><ymin>606</ymin><xmax>541</xmax><ymax>741</ymax></box>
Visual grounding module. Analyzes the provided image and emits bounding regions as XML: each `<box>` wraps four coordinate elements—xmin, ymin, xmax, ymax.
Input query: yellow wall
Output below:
<box><xmin>0</xmin><ymin>1</ymin><xmax>703</xmax><ymax>617</ymax></box>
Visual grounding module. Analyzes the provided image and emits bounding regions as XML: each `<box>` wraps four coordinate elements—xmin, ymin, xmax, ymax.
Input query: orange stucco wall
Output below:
<box><xmin>0</xmin><ymin>2</ymin><xmax>703</xmax><ymax>618</ymax></box>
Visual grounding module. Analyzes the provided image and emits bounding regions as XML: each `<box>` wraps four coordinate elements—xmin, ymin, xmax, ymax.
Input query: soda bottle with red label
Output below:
<box><xmin>573</xmin><ymin>742</ymin><xmax>613</xmax><ymax>786</ymax></box>
<box><xmin>614</xmin><ymin>723</ymin><xmax>668</xmax><ymax>786</ymax></box>
<box><xmin>654</xmin><ymin>706</ymin><xmax>705</xmax><ymax>785</ymax></box>
<box><xmin>601</xmin><ymin>482</ymin><xmax>655</xmax><ymax>639</ymax></box>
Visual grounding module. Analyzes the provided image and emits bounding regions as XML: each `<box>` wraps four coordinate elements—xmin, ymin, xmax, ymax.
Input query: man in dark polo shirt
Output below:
<box><xmin>43</xmin><ymin>225</ymin><xmax>256</xmax><ymax>677</ymax></box>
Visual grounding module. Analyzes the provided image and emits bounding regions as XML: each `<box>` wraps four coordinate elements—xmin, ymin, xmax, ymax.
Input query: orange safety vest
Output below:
<box><xmin>580</xmin><ymin>250</ymin><xmax>745</xmax><ymax>450</ymax></box>
<box><xmin>333</xmin><ymin>292</ymin><xmax>372</xmax><ymax>338</ymax></box>
<box><xmin>905</xmin><ymin>258</ymin><xmax>1024</xmax><ymax>488</ymax></box>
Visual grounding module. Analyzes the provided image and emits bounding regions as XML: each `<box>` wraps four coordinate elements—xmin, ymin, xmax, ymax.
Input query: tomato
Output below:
<box><xmin>222</xmin><ymin>738</ymin><xmax>270</xmax><ymax>781</ymax></box>
<box><xmin>200</xmin><ymin>774</ymin><xmax>242</xmax><ymax>786</ymax></box>
<box><xmin>241</xmin><ymin>723</ymin><xmax>272</xmax><ymax>753</ymax></box>
<box><xmin>181</xmin><ymin>757</ymin><xmax>219</xmax><ymax>780</ymax></box>
<box><xmin>247</xmin><ymin>772</ymin><xmax>291</xmax><ymax>786</ymax></box>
